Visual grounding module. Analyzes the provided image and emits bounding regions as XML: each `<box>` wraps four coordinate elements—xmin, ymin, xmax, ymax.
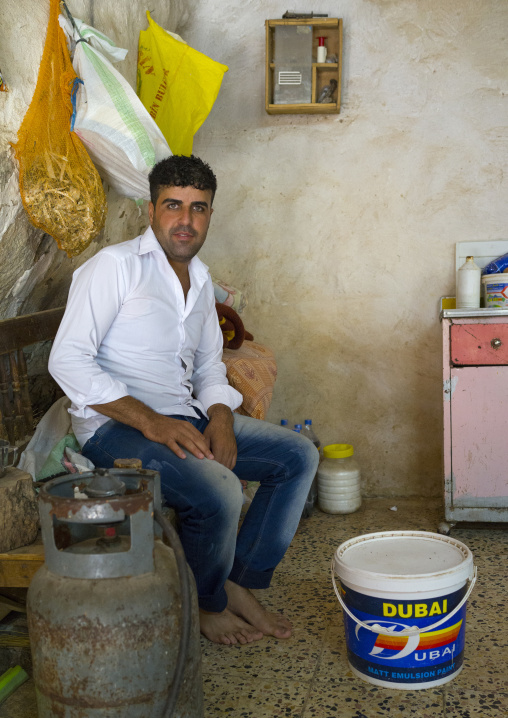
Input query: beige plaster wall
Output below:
<box><xmin>186</xmin><ymin>0</ymin><xmax>508</xmax><ymax>496</ymax></box>
<box><xmin>1</xmin><ymin>1</ymin><xmax>507</xmax><ymax>496</ymax></box>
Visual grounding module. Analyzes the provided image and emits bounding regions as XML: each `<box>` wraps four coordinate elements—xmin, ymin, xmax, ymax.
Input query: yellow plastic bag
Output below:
<box><xmin>12</xmin><ymin>0</ymin><xmax>107</xmax><ymax>257</ymax></box>
<box><xmin>137</xmin><ymin>12</ymin><xmax>228</xmax><ymax>156</ymax></box>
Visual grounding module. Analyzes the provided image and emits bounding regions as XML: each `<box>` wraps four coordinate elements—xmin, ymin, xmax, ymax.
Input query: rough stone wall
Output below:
<box><xmin>0</xmin><ymin>0</ymin><xmax>189</xmax><ymax>318</ymax></box>
<box><xmin>185</xmin><ymin>0</ymin><xmax>508</xmax><ymax>496</ymax></box>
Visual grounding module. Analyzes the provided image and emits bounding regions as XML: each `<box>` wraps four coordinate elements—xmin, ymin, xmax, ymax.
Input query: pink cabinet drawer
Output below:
<box><xmin>451</xmin><ymin>323</ymin><xmax>508</xmax><ymax>365</ymax></box>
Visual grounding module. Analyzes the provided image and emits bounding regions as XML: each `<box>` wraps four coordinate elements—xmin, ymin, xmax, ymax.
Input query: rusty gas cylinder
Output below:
<box><xmin>27</xmin><ymin>468</ymin><xmax>203</xmax><ymax>718</ymax></box>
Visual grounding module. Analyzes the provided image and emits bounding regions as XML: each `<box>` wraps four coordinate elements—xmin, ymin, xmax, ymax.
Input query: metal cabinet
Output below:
<box><xmin>442</xmin><ymin>309</ymin><xmax>508</xmax><ymax>523</ymax></box>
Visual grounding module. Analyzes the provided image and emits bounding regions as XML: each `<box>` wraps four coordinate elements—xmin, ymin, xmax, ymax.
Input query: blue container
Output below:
<box><xmin>332</xmin><ymin>531</ymin><xmax>476</xmax><ymax>690</ymax></box>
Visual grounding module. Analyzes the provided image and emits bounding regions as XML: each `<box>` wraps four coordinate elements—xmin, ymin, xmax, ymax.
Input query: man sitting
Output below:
<box><xmin>49</xmin><ymin>155</ymin><xmax>319</xmax><ymax>645</ymax></box>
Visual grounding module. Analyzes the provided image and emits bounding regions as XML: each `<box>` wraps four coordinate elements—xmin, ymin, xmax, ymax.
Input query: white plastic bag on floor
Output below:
<box><xmin>60</xmin><ymin>15</ymin><xmax>171</xmax><ymax>201</ymax></box>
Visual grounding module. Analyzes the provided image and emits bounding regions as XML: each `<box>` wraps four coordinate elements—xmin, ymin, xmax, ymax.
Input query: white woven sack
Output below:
<box><xmin>60</xmin><ymin>16</ymin><xmax>171</xmax><ymax>200</ymax></box>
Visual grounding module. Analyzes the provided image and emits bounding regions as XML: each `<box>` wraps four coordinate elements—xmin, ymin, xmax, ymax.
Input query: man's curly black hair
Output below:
<box><xmin>148</xmin><ymin>155</ymin><xmax>217</xmax><ymax>207</ymax></box>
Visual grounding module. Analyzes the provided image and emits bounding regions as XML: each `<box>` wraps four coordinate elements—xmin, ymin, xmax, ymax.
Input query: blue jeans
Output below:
<box><xmin>82</xmin><ymin>413</ymin><xmax>319</xmax><ymax>612</ymax></box>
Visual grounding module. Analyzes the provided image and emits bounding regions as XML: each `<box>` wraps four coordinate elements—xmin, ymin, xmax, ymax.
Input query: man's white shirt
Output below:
<box><xmin>49</xmin><ymin>226</ymin><xmax>243</xmax><ymax>447</ymax></box>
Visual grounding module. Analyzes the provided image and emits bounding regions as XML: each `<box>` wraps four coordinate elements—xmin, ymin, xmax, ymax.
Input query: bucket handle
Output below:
<box><xmin>331</xmin><ymin>559</ymin><xmax>477</xmax><ymax>637</ymax></box>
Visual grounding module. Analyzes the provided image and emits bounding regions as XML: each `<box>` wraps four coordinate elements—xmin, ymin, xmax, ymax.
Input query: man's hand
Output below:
<box><xmin>203</xmin><ymin>403</ymin><xmax>237</xmax><ymax>469</ymax></box>
<box><xmin>89</xmin><ymin>396</ymin><xmax>214</xmax><ymax>460</ymax></box>
<box><xmin>143</xmin><ymin>414</ymin><xmax>214</xmax><ymax>460</ymax></box>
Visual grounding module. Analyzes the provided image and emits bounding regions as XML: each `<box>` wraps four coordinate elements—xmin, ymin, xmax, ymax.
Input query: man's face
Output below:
<box><xmin>148</xmin><ymin>185</ymin><xmax>213</xmax><ymax>265</ymax></box>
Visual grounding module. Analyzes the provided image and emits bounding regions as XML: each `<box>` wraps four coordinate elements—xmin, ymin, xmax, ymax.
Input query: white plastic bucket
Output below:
<box><xmin>482</xmin><ymin>274</ymin><xmax>508</xmax><ymax>308</ymax></box>
<box><xmin>331</xmin><ymin>531</ymin><xmax>476</xmax><ymax>690</ymax></box>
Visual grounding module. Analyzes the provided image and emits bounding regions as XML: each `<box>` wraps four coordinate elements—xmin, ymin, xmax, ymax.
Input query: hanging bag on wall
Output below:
<box><xmin>137</xmin><ymin>12</ymin><xmax>228</xmax><ymax>156</ymax></box>
<box><xmin>12</xmin><ymin>0</ymin><xmax>107</xmax><ymax>258</ymax></box>
<box><xmin>59</xmin><ymin>15</ymin><xmax>172</xmax><ymax>201</ymax></box>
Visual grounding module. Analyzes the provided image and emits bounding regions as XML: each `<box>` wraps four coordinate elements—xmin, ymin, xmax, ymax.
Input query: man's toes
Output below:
<box><xmin>243</xmin><ymin>628</ymin><xmax>263</xmax><ymax>643</ymax></box>
<box><xmin>273</xmin><ymin>624</ymin><xmax>292</xmax><ymax>638</ymax></box>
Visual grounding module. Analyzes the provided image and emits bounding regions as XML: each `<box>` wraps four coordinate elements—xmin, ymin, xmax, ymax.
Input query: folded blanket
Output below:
<box><xmin>212</xmin><ymin>277</ymin><xmax>247</xmax><ymax>314</ymax></box>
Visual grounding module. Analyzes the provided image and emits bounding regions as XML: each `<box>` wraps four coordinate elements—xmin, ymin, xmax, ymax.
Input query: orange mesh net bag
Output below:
<box><xmin>12</xmin><ymin>0</ymin><xmax>107</xmax><ymax>257</ymax></box>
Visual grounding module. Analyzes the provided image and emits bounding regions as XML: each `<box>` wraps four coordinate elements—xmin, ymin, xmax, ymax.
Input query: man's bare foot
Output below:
<box><xmin>225</xmin><ymin>580</ymin><xmax>293</xmax><ymax>639</ymax></box>
<box><xmin>199</xmin><ymin>607</ymin><xmax>264</xmax><ymax>645</ymax></box>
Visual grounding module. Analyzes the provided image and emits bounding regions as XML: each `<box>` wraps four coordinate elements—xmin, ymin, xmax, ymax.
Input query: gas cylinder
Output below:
<box><xmin>27</xmin><ymin>467</ymin><xmax>203</xmax><ymax>718</ymax></box>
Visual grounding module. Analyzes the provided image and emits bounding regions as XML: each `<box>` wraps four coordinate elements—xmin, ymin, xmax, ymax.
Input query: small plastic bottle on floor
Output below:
<box><xmin>303</xmin><ymin>419</ymin><xmax>320</xmax><ymax>452</ymax></box>
<box><xmin>301</xmin><ymin>419</ymin><xmax>320</xmax><ymax>519</ymax></box>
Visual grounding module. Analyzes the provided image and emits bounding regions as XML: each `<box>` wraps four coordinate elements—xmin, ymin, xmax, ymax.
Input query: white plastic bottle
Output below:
<box><xmin>302</xmin><ymin>419</ymin><xmax>320</xmax><ymax>452</ymax></box>
<box><xmin>456</xmin><ymin>256</ymin><xmax>481</xmax><ymax>309</ymax></box>
<box><xmin>317</xmin><ymin>444</ymin><xmax>361</xmax><ymax>514</ymax></box>
<box><xmin>316</xmin><ymin>36</ymin><xmax>327</xmax><ymax>63</ymax></box>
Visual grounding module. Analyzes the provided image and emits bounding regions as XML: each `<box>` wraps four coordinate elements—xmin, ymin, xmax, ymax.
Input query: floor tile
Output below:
<box><xmin>203</xmin><ymin>674</ymin><xmax>310</xmax><ymax>717</ymax></box>
<box><xmin>200</xmin><ymin>629</ymin><xmax>322</xmax><ymax>682</ymax></box>
<box><xmin>444</xmin><ymin>688</ymin><xmax>508</xmax><ymax>717</ymax></box>
<box><xmin>0</xmin><ymin>678</ymin><xmax>38</xmax><ymax>718</ymax></box>
<box><xmin>314</xmin><ymin>618</ymin><xmax>352</xmax><ymax>682</ymax></box>
<box><xmin>451</xmin><ymin>652</ymin><xmax>508</xmax><ymax>692</ymax></box>
<box><xmin>302</xmin><ymin>677</ymin><xmax>445</xmax><ymax>717</ymax></box>
<box><xmin>465</xmin><ymin>567</ymin><xmax>507</xmax><ymax>633</ymax></box>
<box><xmin>450</xmin><ymin>528</ymin><xmax>508</xmax><ymax>571</ymax></box>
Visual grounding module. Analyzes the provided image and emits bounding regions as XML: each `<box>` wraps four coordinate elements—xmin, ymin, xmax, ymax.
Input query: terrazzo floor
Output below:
<box><xmin>1</xmin><ymin>497</ymin><xmax>507</xmax><ymax>717</ymax></box>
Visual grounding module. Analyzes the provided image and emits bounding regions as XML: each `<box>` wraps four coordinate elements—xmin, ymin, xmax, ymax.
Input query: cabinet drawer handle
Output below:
<box><xmin>491</xmin><ymin>338</ymin><xmax>502</xmax><ymax>349</ymax></box>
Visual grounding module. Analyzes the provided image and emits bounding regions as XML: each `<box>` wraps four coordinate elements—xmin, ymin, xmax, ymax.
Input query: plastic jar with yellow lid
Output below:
<box><xmin>317</xmin><ymin>444</ymin><xmax>361</xmax><ymax>514</ymax></box>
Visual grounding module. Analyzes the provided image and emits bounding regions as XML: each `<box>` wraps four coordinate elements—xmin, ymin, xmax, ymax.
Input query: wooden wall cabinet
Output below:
<box><xmin>265</xmin><ymin>18</ymin><xmax>343</xmax><ymax>115</ymax></box>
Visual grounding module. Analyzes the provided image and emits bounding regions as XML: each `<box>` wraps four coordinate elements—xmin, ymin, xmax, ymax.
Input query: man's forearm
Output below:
<box><xmin>89</xmin><ymin>396</ymin><xmax>160</xmax><ymax>434</ymax></box>
<box><xmin>207</xmin><ymin>403</ymin><xmax>234</xmax><ymax>426</ymax></box>
<box><xmin>203</xmin><ymin>403</ymin><xmax>237</xmax><ymax>469</ymax></box>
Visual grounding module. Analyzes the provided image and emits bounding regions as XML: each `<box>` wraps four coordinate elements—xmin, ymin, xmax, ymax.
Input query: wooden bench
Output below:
<box><xmin>0</xmin><ymin>307</ymin><xmax>65</xmax><ymax>588</ymax></box>
<box><xmin>0</xmin><ymin>307</ymin><xmax>65</xmax><ymax>445</ymax></box>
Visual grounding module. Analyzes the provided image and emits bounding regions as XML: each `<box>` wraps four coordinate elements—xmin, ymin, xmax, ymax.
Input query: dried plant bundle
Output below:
<box><xmin>22</xmin><ymin>151</ymin><xmax>106</xmax><ymax>257</ymax></box>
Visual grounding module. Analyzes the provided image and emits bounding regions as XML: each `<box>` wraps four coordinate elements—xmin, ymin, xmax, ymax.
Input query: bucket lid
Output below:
<box><xmin>324</xmin><ymin>443</ymin><xmax>353</xmax><ymax>458</ymax></box>
<box><xmin>334</xmin><ymin>531</ymin><xmax>474</xmax><ymax>592</ymax></box>
<box><xmin>482</xmin><ymin>273</ymin><xmax>508</xmax><ymax>283</ymax></box>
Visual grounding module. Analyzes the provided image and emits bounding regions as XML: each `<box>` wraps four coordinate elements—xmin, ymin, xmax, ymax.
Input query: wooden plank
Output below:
<box><xmin>0</xmin><ymin>546</ymin><xmax>45</xmax><ymax>588</ymax></box>
<box><xmin>267</xmin><ymin>18</ymin><xmax>339</xmax><ymax>28</ymax></box>
<box><xmin>265</xmin><ymin>21</ymin><xmax>272</xmax><ymax>111</ymax></box>
<box><xmin>0</xmin><ymin>307</ymin><xmax>65</xmax><ymax>355</ymax></box>
<box><xmin>337</xmin><ymin>19</ymin><xmax>343</xmax><ymax>112</ymax></box>
<box><xmin>267</xmin><ymin>103</ymin><xmax>338</xmax><ymax>115</ymax></box>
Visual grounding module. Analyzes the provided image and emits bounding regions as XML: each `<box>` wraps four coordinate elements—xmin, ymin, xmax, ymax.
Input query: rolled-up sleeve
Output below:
<box><xmin>48</xmin><ymin>253</ymin><xmax>129</xmax><ymax>417</ymax></box>
<box><xmin>191</xmin><ymin>294</ymin><xmax>243</xmax><ymax>414</ymax></box>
